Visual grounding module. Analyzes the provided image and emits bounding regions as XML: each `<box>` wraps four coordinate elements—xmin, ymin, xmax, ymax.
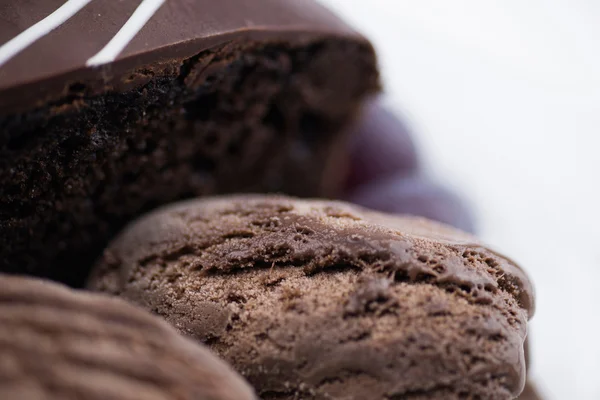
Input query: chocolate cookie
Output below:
<box><xmin>89</xmin><ymin>195</ymin><xmax>535</xmax><ymax>399</ymax></box>
<box><xmin>0</xmin><ymin>274</ymin><xmax>256</xmax><ymax>400</ymax></box>
<box><xmin>0</xmin><ymin>0</ymin><xmax>379</xmax><ymax>285</ymax></box>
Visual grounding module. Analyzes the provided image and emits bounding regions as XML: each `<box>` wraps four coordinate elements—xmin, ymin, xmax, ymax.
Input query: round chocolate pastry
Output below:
<box><xmin>0</xmin><ymin>0</ymin><xmax>379</xmax><ymax>285</ymax></box>
<box><xmin>89</xmin><ymin>195</ymin><xmax>535</xmax><ymax>399</ymax></box>
<box><xmin>0</xmin><ymin>274</ymin><xmax>256</xmax><ymax>400</ymax></box>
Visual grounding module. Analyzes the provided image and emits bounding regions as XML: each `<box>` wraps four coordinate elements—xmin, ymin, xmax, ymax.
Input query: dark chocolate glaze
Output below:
<box><xmin>0</xmin><ymin>0</ymin><xmax>363</xmax><ymax>113</ymax></box>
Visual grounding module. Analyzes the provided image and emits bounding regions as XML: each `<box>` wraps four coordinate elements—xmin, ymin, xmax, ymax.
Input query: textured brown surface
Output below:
<box><xmin>89</xmin><ymin>195</ymin><xmax>534</xmax><ymax>399</ymax></box>
<box><xmin>0</xmin><ymin>274</ymin><xmax>256</xmax><ymax>400</ymax></box>
<box><xmin>0</xmin><ymin>35</ymin><xmax>378</xmax><ymax>285</ymax></box>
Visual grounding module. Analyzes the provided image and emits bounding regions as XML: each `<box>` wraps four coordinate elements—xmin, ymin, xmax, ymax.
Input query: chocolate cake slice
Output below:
<box><xmin>0</xmin><ymin>0</ymin><xmax>379</xmax><ymax>285</ymax></box>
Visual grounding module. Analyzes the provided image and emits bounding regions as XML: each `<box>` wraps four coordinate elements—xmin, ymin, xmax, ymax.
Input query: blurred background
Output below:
<box><xmin>319</xmin><ymin>1</ymin><xmax>600</xmax><ymax>399</ymax></box>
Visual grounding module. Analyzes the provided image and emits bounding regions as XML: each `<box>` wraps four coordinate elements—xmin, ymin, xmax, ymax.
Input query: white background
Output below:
<box><xmin>319</xmin><ymin>1</ymin><xmax>600</xmax><ymax>399</ymax></box>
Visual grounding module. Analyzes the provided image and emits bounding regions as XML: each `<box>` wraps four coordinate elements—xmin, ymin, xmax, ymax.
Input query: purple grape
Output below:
<box><xmin>343</xmin><ymin>99</ymin><xmax>476</xmax><ymax>233</ymax></box>
<box><xmin>345</xmin><ymin>100</ymin><xmax>419</xmax><ymax>190</ymax></box>
<box><xmin>346</xmin><ymin>172</ymin><xmax>475</xmax><ymax>234</ymax></box>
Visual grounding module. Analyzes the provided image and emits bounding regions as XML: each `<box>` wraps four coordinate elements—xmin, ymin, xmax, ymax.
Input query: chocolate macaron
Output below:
<box><xmin>89</xmin><ymin>195</ymin><xmax>535</xmax><ymax>399</ymax></box>
<box><xmin>0</xmin><ymin>0</ymin><xmax>379</xmax><ymax>284</ymax></box>
<box><xmin>0</xmin><ymin>273</ymin><xmax>256</xmax><ymax>400</ymax></box>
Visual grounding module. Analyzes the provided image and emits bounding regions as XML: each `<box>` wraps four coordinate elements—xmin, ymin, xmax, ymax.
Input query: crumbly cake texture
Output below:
<box><xmin>0</xmin><ymin>0</ymin><xmax>379</xmax><ymax>286</ymax></box>
<box><xmin>0</xmin><ymin>274</ymin><xmax>256</xmax><ymax>400</ymax></box>
<box><xmin>89</xmin><ymin>195</ymin><xmax>535</xmax><ymax>399</ymax></box>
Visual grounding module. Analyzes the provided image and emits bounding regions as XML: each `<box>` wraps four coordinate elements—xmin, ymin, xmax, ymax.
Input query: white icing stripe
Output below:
<box><xmin>0</xmin><ymin>0</ymin><xmax>92</xmax><ymax>68</ymax></box>
<box><xmin>86</xmin><ymin>0</ymin><xmax>166</xmax><ymax>67</ymax></box>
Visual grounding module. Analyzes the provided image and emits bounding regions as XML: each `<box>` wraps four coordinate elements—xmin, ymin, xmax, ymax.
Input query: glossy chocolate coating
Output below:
<box><xmin>0</xmin><ymin>0</ymin><xmax>364</xmax><ymax>113</ymax></box>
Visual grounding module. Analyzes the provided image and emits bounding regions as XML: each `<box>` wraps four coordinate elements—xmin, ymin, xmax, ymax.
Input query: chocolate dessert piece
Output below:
<box><xmin>518</xmin><ymin>382</ymin><xmax>544</xmax><ymax>400</ymax></box>
<box><xmin>518</xmin><ymin>339</ymin><xmax>544</xmax><ymax>399</ymax></box>
<box><xmin>0</xmin><ymin>273</ymin><xmax>256</xmax><ymax>400</ymax></box>
<box><xmin>89</xmin><ymin>195</ymin><xmax>535</xmax><ymax>399</ymax></box>
<box><xmin>0</xmin><ymin>0</ymin><xmax>379</xmax><ymax>285</ymax></box>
